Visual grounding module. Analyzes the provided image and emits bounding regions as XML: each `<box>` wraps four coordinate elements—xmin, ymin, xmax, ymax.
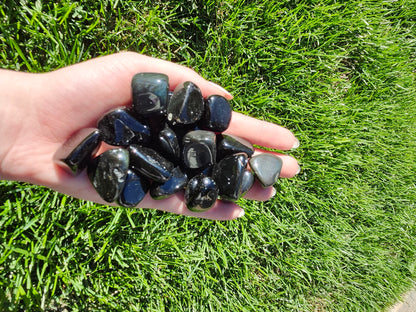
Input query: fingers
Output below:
<box><xmin>252</xmin><ymin>149</ymin><xmax>300</xmax><ymax>178</ymax></box>
<box><xmin>138</xmin><ymin>192</ymin><xmax>244</xmax><ymax>221</ymax></box>
<box><xmin>243</xmin><ymin>181</ymin><xmax>276</xmax><ymax>201</ymax></box>
<box><xmin>241</xmin><ymin>151</ymin><xmax>299</xmax><ymax>201</ymax></box>
<box><xmin>53</xmin><ymin>170</ymin><xmax>244</xmax><ymax>221</ymax></box>
<box><xmin>224</xmin><ymin>112</ymin><xmax>299</xmax><ymax>151</ymax></box>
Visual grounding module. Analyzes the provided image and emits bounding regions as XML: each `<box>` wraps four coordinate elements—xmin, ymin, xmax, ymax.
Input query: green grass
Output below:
<box><xmin>1</xmin><ymin>0</ymin><xmax>416</xmax><ymax>311</ymax></box>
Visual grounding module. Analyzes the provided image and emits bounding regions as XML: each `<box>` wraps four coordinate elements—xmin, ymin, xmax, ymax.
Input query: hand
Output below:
<box><xmin>0</xmin><ymin>52</ymin><xmax>299</xmax><ymax>220</ymax></box>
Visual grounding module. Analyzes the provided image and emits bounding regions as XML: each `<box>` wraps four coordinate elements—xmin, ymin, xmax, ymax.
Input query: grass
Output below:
<box><xmin>1</xmin><ymin>0</ymin><xmax>416</xmax><ymax>311</ymax></box>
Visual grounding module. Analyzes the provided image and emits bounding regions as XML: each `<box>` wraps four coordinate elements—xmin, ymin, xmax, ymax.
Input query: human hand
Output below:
<box><xmin>0</xmin><ymin>52</ymin><xmax>299</xmax><ymax>220</ymax></box>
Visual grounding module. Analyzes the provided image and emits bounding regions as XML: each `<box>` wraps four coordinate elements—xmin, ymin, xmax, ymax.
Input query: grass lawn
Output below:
<box><xmin>1</xmin><ymin>0</ymin><xmax>416</xmax><ymax>311</ymax></box>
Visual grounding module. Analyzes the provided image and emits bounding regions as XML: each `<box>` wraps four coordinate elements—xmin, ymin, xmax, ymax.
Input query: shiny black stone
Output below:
<box><xmin>145</xmin><ymin>114</ymin><xmax>167</xmax><ymax>140</ymax></box>
<box><xmin>118</xmin><ymin>169</ymin><xmax>150</xmax><ymax>207</ymax></box>
<box><xmin>150</xmin><ymin>167</ymin><xmax>188</xmax><ymax>200</ymax></box>
<box><xmin>240</xmin><ymin>170</ymin><xmax>254</xmax><ymax>196</ymax></box>
<box><xmin>98</xmin><ymin>108</ymin><xmax>151</xmax><ymax>146</ymax></box>
<box><xmin>167</xmin><ymin>81</ymin><xmax>204</xmax><ymax>126</ymax></box>
<box><xmin>55</xmin><ymin>128</ymin><xmax>101</xmax><ymax>175</ymax></box>
<box><xmin>128</xmin><ymin>145</ymin><xmax>174</xmax><ymax>183</ymax></box>
<box><xmin>182</xmin><ymin>130</ymin><xmax>216</xmax><ymax>169</ymax></box>
<box><xmin>212</xmin><ymin>153</ymin><xmax>248</xmax><ymax>201</ymax></box>
<box><xmin>184</xmin><ymin>165</ymin><xmax>213</xmax><ymax>180</ymax></box>
<box><xmin>132</xmin><ymin>73</ymin><xmax>169</xmax><ymax>116</ymax></box>
<box><xmin>185</xmin><ymin>174</ymin><xmax>218</xmax><ymax>212</ymax></box>
<box><xmin>249</xmin><ymin>154</ymin><xmax>283</xmax><ymax>187</ymax></box>
<box><xmin>157</xmin><ymin>124</ymin><xmax>180</xmax><ymax>162</ymax></box>
<box><xmin>217</xmin><ymin>134</ymin><xmax>254</xmax><ymax>160</ymax></box>
<box><xmin>200</xmin><ymin>95</ymin><xmax>232</xmax><ymax>132</ymax></box>
<box><xmin>87</xmin><ymin>148</ymin><xmax>129</xmax><ymax>203</ymax></box>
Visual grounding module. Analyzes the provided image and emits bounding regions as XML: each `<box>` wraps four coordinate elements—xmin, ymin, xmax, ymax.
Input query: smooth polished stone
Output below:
<box><xmin>182</xmin><ymin>130</ymin><xmax>216</xmax><ymax>169</ymax></box>
<box><xmin>249</xmin><ymin>154</ymin><xmax>283</xmax><ymax>187</ymax></box>
<box><xmin>131</xmin><ymin>73</ymin><xmax>169</xmax><ymax>116</ymax></box>
<box><xmin>55</xmin><ymin>128</ymin><xmax>101</xmax><ymax>175</ymax></box>
<box><xmin>87</xmin><ymin>148</ymin><xmax>129</xmax><ymax>203</ymax></box>
<box><xmin>184</xmin><ymin>165</ymin><xmax>213</xmax><ymax>180</ymax></box>
<box><xmin>217</xmin><ymin>134</ymin><xmax>254</xmax><ymax>160</ymax></box>
<box><xmin>167</xmin><ymin>81</ymin><xmax>204</xmax><ymax>126</ymax></box>
<box><xmin>98</xmin><ymin>108</ymin><xmax>151</xmax><ymax>146</ymax></box>
<box><xmin>118</xmin><ymin>169</ymin><xmax>150</xmax><ymax>208</ymax></box>
<box><xmin>212</xmin><ymin>153</ymin><xmax>248</xmax><ymax>201</ymax></box>
<box><xmin>185</xmin><ymin>174</ymin><xmax>218</xmax><ymax>212</ymax></box>
<box><xmin>200</xmin><ymin>95</ymin><xmax>232</xmax><ymax>132</ymax></box>
<box><xmin>240</xmin><ymin>170</ymin><xmax>254</xmax><ymax>196</ymax></box>
<box><xmin>150</xmin><ymin>167</ymin><xmax>188</xmax><ymax>200</ymax></box>
<box><xmin>145</xmin><ymin>115</ymin><xmax>167</xmax><ymax>140</ymax></box>
<box><xmin>157</xmin><ymin>124</ymin><xmax>181</xmax><ymax>162</ymax></box>
<box><xmin>128</xmin><ymin>145</ymin><xmax>174</xmax><ymax>183</ymax></box>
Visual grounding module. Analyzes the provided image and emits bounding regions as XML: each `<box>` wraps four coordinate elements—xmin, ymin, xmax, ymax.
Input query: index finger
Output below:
<box><xmin>224</xmin><ymin>112</ymin><xmax>299</xmax><ymax>151</ymax></box>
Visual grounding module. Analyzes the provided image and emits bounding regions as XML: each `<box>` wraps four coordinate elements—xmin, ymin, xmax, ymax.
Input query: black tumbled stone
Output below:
<box><xmin>240</xmin><ymin>170</ymin><xmax>254</xmax><ymax>196</ymax></box>
<box><xmin>182</xmin><ymin>130</ymin><xmax>216</xmax><ymax>169</ymax></box>
<box><xmin>118</xmin><ymin>169</ymin><xmax>150</xmax><ymax>208</ymax></box>
<box><xmin>249</xmin><ymin>154</ymin><xmax>283</xmax><ymax>187</ymax></box>
<box><xmin>87</xmin><ymin>148</ymin><xmax>129</xmax><ymax>203</ymax></box>
<box><xmin>200</xmin><ymin>95</ymin><xmax>232</xmax><ymax>132</ymax></box>
<box><xmin>150</xmin><ymin>167</ymin><xmax>188</xmax><ymax>200</ymax></box>
<box><xmin>185</xmin><ymin>174</ymin><xmax>218</xmax><ymax>212</ymax></box>
<box><xmin>55</xmin><ymin>128</ymin><xmax>101</xmax><ymax>175</ymax></box>
<box><xmin>98</xmin><ymin>108</ymin><xmax>151</xmax><ymax>146</ymax></box>
<box><xmin>132</xmin><ymin>73</ymin><xmax>169</xmax><ymax>116</ymax></box>
<box><xmin>217</xmin><ymin>134</ymin><xmax>254</xmax><ymax>160</ymax></box>
<box><xmin>212</xmin><ymin>153</ymin><xmax>248</xmax><ymax>201</ymax></box>
<box><xmin>167</xmin><ymin>81</ymin><xmax>204</xmax><ymax>126</ymax></box>
<box><xmin>184</xmin><ymin>165</ymin><xmax>213</xmax><ymax>180</ymax></box>
<box><xmin>128</xmin><ymin>145</ymin><xmax>174</xmax><ymax>183</ymax></box>
<box><xmin>157</xmin><ymin>124</ymin><xmax>181</xmax><ymax>162</ymax></box>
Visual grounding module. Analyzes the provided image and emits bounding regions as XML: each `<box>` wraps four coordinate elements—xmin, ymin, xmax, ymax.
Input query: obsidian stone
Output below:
<box><xmin>55</xmin><ymin>128</ymin><xmax>101</xmax><ymax>175</ymax></box>
<box><xmin>200</xmin><ymin>95</ymin><xmax>232</xmax><ymax>132</ymax></box>
<box><xmin>184</xmin><ymin>165</ymin><xmax>213</xmax><ymax>180</ymax></box>
<box><xmin>157</xmin><ymin>124</ymin><xmax>180</xmax><ymax>162</ymax></box>
<box><xmin>118</xmin><ymin>169</ymin><xmax>150</xmax><ymax>207</ymax></box>
<box><xmin>240</xmin><ymin>170</ymin><xmax>254</xmax><ymax>196</ymax></box>
<box><xmin>128</xmin><ymin>145</ymin><xmax>174</xmax><ymax>183</ymax></box>
<box><xmin>167</xmin><ymin>81</ymin><xmax>204</xmax><ymax>126</ymax></box>
<box><xmin>185</xmin><ymin>174</ymin><xmax>218</xmax><ymax>212</ymax></box>
<box><xmin>182</xmin><ymin>130</ymin><xmax>216</xmax><ymax>169</ymax></box>
<box><xmin>150</xmin><ymin>167</ymin><xmax>188</xmax><ymax>200</ymax></box>
<box><xmin>145</xmin><ymin>114</ymin><xmax>167</xmax><ymax>140</ymax></box>
<box><xmin>87</xmin><ymin>148</ymin><xmax>129</xmax><ymax>203</ymax></box>
<box><xmin>132</xmin><ymin>73</ymin><xmax>169</xmax><ymax>116</ymax></box>
<box><xmin>98</xmin><ymin>108</ymin><xmax>151</xmax><ymax>146</ymax></box>
<box><xmin>249</xmin><ymin>154</ymin><xmax>283</xmax><ymax>187</ymax></box>
<box><xmin>217</xmin><ymin>134</ymin><xmax>254</xmax><ymax>160</ymax></box>
<box><xmin>212</xmin><ymin>153</ymin><xmax>248</xmax><ymax>201</ymax></box>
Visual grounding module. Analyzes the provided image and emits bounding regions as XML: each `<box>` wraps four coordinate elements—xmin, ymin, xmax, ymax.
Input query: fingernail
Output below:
<box><xmin>237</xmin><ymin>209</ymin><xmax>245</xmax><ymax>218</ymax></box>
<box><xmin>292</xmin><ymin>138</ymin><xmax>300</xmax><ymax>149</ymax></box>
<box><xmin>208</xmin><ymin>81</ymin><xmax>233</xmax><ymax>98</ymax></box>
<box><xmin>271</xmin><ymin>187</ymin><xmax>277</xmax><ymax>197</ymax></box>
<box><xmin>296</xmin><ymin>165</ymin><xmax>301</xmax><ymax>175</ymax></box>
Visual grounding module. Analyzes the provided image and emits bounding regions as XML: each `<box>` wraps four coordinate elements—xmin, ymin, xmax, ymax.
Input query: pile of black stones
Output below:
<box><xmin>55</xmin><ymin>73</ymin><xmax>283</xmax><ymax>212</ymax></box>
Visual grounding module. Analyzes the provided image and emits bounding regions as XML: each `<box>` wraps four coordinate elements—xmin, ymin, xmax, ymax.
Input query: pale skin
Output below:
<box><xmin>0</xmin><ymin>52</ymin><xmax>300</xmax><ymax>220</ymax></box>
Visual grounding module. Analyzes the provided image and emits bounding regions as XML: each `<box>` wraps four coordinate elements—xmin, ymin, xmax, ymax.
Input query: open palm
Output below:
<box><xmin>0</xmin><ymin>52</ymin><xmax>299</xmax><ymax>220</ymax></box>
